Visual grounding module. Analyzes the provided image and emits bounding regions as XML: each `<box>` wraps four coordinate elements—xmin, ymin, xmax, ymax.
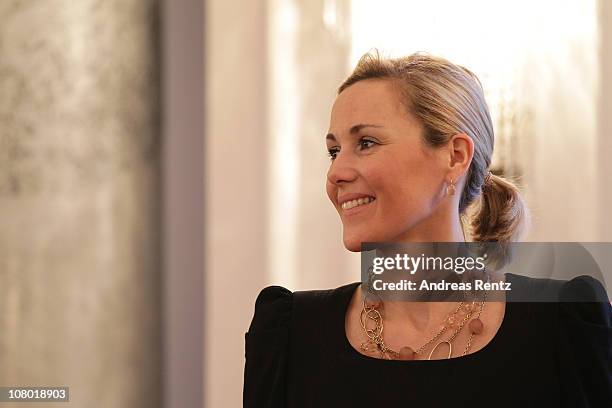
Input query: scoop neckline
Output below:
<box><xmin>338</xmin><ymin>273</ymin><xmax>516</xmax><ymax>365</ymax></box>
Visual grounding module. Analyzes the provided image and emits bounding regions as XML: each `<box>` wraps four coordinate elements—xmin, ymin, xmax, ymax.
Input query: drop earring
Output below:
<box><xmin>446</xmin><ymin>178</ymin><xmax>456</xmax><ymax>196</ymax></box>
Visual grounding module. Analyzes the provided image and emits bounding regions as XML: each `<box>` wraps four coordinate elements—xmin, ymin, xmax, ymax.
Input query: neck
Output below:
<box><xmin>373</xmin><ymin>208</ymin><xmax>467</xmax><ymax>330</ymax></box>
<box><xmin>394</xmin><ymin>205</ymin><xmax>466</xmax><ymax>243</ymax></box>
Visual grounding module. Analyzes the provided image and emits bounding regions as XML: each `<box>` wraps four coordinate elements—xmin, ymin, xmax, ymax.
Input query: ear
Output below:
<box><xmin>447</xmin><ymin>133</ymin><xmax>474</xmax><ymax>179</ymax></box>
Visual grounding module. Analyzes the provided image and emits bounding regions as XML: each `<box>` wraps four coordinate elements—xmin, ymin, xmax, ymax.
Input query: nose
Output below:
<box><xmin>327</xmin><ymin>152</ymin><xmax>359</xmax><ymax>186</ymax></box>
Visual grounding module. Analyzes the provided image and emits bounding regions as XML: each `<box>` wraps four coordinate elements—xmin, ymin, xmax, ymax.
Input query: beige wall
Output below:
<box><xmin>515</xmin><ymin>0</ymin><xmax>612</xmax><ymax>242</ymax></box>
<box><xmin>204</xmin><ymin>0</ymin><xmax>355</xmax><ymax>406</ymax></box>
<box><xmin>599</xmin><ymin>0</ymin><xmax>612</xmax><ymax>242</ymax></box>
<box><xmin>205</xmin><ymin>0</ymin><xmax>269</xmax><ymax>407</ymax></box>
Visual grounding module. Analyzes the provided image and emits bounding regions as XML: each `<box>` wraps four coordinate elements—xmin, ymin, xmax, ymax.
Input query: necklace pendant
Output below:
<box><xmin>360</xmin><ymin>341</ymin><xmax>375</xmax><ymax>352</ymax></box>
<box><xmin>469</xmin><ymin>318</ymin><xmax>484</xmax><ymax>334</ymax></box>
<box><xmin>398</xmin><ymin>346</ymin><xmax>416</xmax><ymax>360</ymax></box>
<box><xmin>428</xmin><ymin>341</ymin><xmax>452</xmax><ymax>360</ymax></box>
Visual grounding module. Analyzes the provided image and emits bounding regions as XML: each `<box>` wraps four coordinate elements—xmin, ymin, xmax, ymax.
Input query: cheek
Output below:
<box><xmin>368</xmin><ymin>155</ymin><xmax>438</xmax><ymax>217</ymax></box>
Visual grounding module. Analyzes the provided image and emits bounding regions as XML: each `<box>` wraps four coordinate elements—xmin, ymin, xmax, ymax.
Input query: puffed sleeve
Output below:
<box><xmin>557</xmin><ymin>275</ymin><xmax>612</xmax><ymax>407</ymax></box>
<box><xmin>243</xmin><ymin>285</ymin><xmax>293</xmax><ymax>408</ymax></box>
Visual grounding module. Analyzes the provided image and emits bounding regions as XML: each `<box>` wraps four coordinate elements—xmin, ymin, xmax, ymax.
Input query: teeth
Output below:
<box><xmin>341</xmin><ymin>196</ymin><xmax>375</xmax><ymax>210</ymax></box>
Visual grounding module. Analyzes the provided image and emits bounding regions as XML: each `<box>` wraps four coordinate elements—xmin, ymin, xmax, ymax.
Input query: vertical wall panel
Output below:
<box><xmin>0</xmin><ymin>1</ymin><xmax>162</xmax><ymax>407</ymax></box>
<box><xmin>162</xmin><ymin>0</ymin><xmax>204</xmax><ymax>407</ymax></box>
<box><xmin>599</xmin><ymin>0</ymin><xmax>612</xmax><ymax>242</ymax></box>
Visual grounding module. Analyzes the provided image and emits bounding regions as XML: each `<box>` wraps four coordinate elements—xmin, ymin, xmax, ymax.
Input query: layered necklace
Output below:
<box><xmin>359</xmin><ymin>283</ymin><xmax>486</xmax><ymax>360</ymax></box>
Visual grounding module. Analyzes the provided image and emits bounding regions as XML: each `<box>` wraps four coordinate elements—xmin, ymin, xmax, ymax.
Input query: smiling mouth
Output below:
<box><xmin>341</xmin><ymin>196</ymin><xmax>376</xmax><ymax>210</ymax></box>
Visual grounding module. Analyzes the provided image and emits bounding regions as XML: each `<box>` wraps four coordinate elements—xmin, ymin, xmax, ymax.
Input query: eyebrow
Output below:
<box><xmin>326</xmin><ymin>123</ymin><xmax>384</xmax><ymax>141</ymax></box>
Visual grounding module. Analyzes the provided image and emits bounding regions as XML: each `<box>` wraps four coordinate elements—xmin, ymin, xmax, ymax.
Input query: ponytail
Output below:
<box><xmin>469</xmin><ymin>173</ymin><xmax>530</xmax><ymax>242</ymax></box>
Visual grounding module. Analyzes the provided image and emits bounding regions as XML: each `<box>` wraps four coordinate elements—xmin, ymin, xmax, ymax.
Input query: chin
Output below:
<box><xmin>343</xmin><ymin>242</ymin><xmax>361</xmax><ymax>252</ymax></box>
<box><xmin>343</xmin><ymin>232</ymin><xmax>371</xmax><ymax>252</ymax></box>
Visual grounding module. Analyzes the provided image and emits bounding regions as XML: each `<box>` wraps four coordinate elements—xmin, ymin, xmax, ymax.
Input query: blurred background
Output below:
<box><xmin>0</xmin><ymin>0</ymin><xmax>611</xmax><ymax>407</ymax></box>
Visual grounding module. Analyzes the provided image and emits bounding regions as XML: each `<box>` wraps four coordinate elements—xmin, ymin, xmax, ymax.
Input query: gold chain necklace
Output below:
<box><xmin>359</xmin><ymin>292</ymin><xmax>486</xmax><ymax>360</ymax></box>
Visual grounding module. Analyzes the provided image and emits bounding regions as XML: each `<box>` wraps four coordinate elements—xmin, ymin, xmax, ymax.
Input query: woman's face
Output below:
<box><xmin>326</xmin><ymin>79</ymin><xmax>451</xmax><ymax>252</ymax></box>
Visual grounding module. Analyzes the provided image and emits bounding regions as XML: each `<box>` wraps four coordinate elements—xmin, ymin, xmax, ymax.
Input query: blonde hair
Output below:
<box><xmin>339</xmin><ymin>51</ymin><xmax>529</xmax><ymax>242</ymax></box>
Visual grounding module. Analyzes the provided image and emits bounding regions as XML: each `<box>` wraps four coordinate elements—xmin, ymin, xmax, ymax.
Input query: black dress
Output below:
<box><xmin>243</xmin><ymin>273</ymin><xmax>612</xmax><ymax>408</ymax></box>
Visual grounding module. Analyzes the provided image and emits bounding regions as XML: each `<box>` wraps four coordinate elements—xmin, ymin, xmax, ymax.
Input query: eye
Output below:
<box><xmin>327</xmin><ymin>147</ymin><xmax>340</xmax><ymax>160</ymax></box>
<box><xmin>358</xmin><ymin>138</ymin><xmax>377</xmax><ymax>150</ymax></box>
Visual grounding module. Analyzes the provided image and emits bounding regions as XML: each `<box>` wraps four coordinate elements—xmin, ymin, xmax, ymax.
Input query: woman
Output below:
<box><xmin>243</xmin><ymin>52</ymin><xmax>612</xmax><ymax>407</ymax></box>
